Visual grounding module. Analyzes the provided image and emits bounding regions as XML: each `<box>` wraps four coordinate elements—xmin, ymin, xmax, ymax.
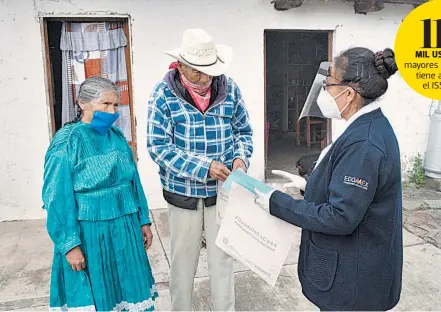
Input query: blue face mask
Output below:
<box><xmin>90</xmin><ymin>111</ymin><xmax>120</xmax><ymax>135</ymax></box>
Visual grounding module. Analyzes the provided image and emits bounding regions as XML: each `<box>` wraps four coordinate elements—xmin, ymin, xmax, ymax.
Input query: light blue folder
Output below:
<box><xmin>221</xmin><ymin>169</ymin><xmax>274</xmax><ymax>194</ymax></box>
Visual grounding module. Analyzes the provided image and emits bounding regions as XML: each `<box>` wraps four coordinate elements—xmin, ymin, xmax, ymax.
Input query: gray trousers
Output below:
<box><xmin>168</xmin><ymin>200</ymin><xmax>235</xmax><ymax>311</ymax></box>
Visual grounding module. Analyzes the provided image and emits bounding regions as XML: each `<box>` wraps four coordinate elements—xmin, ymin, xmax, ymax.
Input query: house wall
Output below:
<box><xmin>0</xmin><ymin>0</ymin><xmax>429</xmax><ymax>221</ymax></box>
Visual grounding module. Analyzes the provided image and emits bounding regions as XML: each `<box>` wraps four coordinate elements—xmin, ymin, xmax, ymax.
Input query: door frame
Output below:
<box><xmin>40</xmin><ymin>16</ymin><xmax>138</xmax><ymax>158</ymax></box>
<box><xmin>263</xmin><ymin>29</ymin><xmax>334</xmax><ymax>179</ymax></box>
<box><xmin>326</xmin><ymin>31</ymin><xmax>334</xmax><ymax>146</ymax></box>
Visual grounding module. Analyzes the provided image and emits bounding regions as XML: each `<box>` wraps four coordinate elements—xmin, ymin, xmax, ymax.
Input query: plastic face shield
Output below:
<box><xmin>299</xmin><ymin>61</ymin><xmax>331</xmax><ymax>120</ymax></box>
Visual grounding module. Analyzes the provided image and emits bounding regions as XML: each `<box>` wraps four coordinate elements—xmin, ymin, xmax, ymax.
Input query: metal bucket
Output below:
<box><xmin>425</xmin><ymin>101</ymin><xmax>441</xmax><ymax>179</ymax></box>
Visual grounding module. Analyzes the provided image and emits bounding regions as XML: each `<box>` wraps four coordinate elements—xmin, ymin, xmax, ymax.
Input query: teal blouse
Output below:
<box><xmin>42</xmin><ymin>122</ymin><xmax>151</xmax><ymax>254</ymax></box>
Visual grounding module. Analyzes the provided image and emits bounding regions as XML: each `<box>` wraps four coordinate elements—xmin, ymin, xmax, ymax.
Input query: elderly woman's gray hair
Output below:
<box><xmin>67</xmin><ymin>76</ymin><xmax>119</xmax><ymax>125</ymax></box>
<box><xmin>77</xmin><ymin>76</ymin><xmax>119</xmax><ymax>104</ymax></box>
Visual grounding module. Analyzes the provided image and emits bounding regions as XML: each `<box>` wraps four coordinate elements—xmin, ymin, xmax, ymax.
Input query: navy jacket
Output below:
<box><xmin>270</xmin><ymin>109</ymin><xmax>403</xmax><ymax>311</ymax></box>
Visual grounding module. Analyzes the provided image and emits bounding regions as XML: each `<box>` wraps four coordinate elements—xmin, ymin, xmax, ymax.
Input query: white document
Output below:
<box><xmin>215</xmin><ymin>182</ymin><xmax>297</xmax><ymax>287</ymax></box>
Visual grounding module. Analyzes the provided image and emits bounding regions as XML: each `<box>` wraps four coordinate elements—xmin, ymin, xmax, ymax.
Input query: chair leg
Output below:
<box><xmin>306</xmin><ymin>117</ymin><xmax>311</xmax><ymax>149</ymax></box>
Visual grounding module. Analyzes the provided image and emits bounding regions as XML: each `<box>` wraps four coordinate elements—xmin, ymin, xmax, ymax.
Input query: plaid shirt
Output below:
<box><xmin>147</xmin><ymin>76</ymin><xmax>253</xmax><ymax>198</ymax></box>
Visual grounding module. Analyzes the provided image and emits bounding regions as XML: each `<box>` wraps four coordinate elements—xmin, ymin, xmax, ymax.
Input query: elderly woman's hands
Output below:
<box><xmin>142</xmin><ymin>225</ymin><xmax>153</xmax><ymax>250</ymax></box>
<box><xmin>66</xmin><ymin>246</ymin><xmax>86</xmax><ymax>271</ymax></box>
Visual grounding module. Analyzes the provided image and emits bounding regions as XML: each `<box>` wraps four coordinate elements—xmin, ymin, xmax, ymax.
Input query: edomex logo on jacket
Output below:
<box><xmin>343</xmin><ymin>175</ymin><xmax>369</xmax><ymax>191</ymax></box>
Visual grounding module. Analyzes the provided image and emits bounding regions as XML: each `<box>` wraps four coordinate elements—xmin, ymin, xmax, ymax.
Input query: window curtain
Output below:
<box><xmin>60</xmin><ymin>22</ymin><xmax>133</xmax><ymax>145</ymax></box>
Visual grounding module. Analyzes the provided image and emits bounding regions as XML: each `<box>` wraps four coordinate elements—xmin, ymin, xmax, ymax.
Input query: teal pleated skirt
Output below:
<box><xmin>49</xmin><ymin>213</ymin><xmax>158</xmax><ymax>311</ymax></box>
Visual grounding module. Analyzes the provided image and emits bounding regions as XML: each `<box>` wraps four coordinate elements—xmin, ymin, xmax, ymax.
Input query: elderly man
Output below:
<box><xmin>147</xmin><ymin>29</ymin><xmax>253</xmax><ymax>311</ymax></box>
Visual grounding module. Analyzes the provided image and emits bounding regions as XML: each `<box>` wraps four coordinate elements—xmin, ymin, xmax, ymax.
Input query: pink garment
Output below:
<box><xmin>169</xmin><ymin>62</ymin><xmax>179</xmax><ymax>70</ymax></box>
<box><xmin>180</xmin><ymin>74</ymin><xmax>212</xmax><ymax>113</ymax></box>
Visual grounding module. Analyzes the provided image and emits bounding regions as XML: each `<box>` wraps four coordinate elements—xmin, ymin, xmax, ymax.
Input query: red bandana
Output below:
<box><xmin>180</xmin><ymin>73</ymin><xmax>212</xmax><ymax>113</ymax></box>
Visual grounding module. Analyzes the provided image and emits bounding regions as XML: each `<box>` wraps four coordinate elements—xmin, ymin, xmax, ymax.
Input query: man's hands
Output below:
<box><xmin>66</xmin><ymin>246</ymin><xmax>86</xmax><ymax>271</ymax></box>
<box><xmin>232</xmin><ymin>159</ymin><xmax>247</xmax><ymax>172</ymax></box>
<box><xmin>209</xmin><ymin>159</ymin><xmax>247</xmax><ymax>182</ymax></box>
<box><xmin>142</xmin><ymin>225</ymin><xmax>153</xmax><ymax>250</ymax></box>
<box><xmin>209</xmin><ymin>161</ymin><xmax>231</xmax><ymax>182</ymax></box>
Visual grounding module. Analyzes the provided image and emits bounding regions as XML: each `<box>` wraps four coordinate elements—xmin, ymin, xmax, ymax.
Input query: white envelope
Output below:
<box><xmin>215</xmin><ymin>182</ymin><xmax>297</xmax><ymax>287</ymax></box>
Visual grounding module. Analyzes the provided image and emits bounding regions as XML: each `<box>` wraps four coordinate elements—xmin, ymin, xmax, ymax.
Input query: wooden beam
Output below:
<box><xmin>264</xmin><ymin>31</ymin><xmax>268</xmax><ymax>178</ymax></box>
<box><xmin>271</xmin><ymin>0</ymin><xmax>304</xmax><ymax>11</ymax></box>
<box><xmin>270</xmin><ymin>0</ymin><xmax>428</xmax><ymax>12</ymax></box>
<box><xmin>382</xmin><ymin>0</ymin><xmax>426</xmax><ymax>4</ymax></box>
<box><xmin>41</xmin><ymin>19</ymin><xmax>56</xmax><ymax>138</ymax></box>
<box><xmin>122</xmin><ymin>21</ymin><xmax>138</xmax><ymax>162</ymax></box>
<box><xmin>354</xmin><ymin>0</ymin><xmax>384</xmax><ymax>14</ymax></box>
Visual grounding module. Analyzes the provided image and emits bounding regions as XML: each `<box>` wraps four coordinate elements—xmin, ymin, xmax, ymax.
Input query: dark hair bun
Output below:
<box><xmin>374</xmin><ymin>48</ymin><xmax>398</xmax><ymax>79</ymax></box>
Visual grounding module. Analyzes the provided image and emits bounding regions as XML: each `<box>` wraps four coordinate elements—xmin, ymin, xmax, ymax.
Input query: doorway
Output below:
<box><xmin>41</xmin><ymin>17</ymin><xmax>138</xmax><ymax>157</ymax></box>
<box><xmin>264</xmin><ymin>30</ymin><xmax>332</xmax><ymax>181</ymax></box>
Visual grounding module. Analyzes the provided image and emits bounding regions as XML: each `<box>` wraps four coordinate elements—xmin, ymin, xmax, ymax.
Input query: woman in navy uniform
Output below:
<box><xmin>257</xmin><ymin>48</ymin><xmax>402</xmax><ymax>311</ymax></box>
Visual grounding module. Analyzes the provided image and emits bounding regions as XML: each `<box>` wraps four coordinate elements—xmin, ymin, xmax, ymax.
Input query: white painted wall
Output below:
<box><xmin>0</xmin><ymin>0</ymin><xmax>429</xmax><ymax>221</ymax></box>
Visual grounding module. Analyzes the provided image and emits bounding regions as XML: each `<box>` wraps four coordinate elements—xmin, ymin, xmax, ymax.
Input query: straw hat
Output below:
<box><xmin>165</xmin><ymin>29</ymin><xmax>233</xmax><ymax>76</ymax></box>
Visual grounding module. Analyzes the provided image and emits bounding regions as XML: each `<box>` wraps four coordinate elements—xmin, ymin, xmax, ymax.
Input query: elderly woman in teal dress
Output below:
<box><xmin>42</xmin><ymin>76</ymin><xmax>158</xmax><ymax>311</ymax></box>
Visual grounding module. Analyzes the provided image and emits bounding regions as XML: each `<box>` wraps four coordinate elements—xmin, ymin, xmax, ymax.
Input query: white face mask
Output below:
<box><xmin>317</xmin><ymin>88</ymin><xmax>351</xmax><ymax>120</ymax></box>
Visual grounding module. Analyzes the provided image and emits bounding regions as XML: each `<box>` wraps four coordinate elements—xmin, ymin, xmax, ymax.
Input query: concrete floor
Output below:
<box><xmin>1</xmin><ymin>204</ymin><xmax>441</xmax><ymax>311</ymax></box>
<box><xmin>266</xmin><ymin>132</ymin><xmax>320</xmax><ymax>181</ymax></box>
